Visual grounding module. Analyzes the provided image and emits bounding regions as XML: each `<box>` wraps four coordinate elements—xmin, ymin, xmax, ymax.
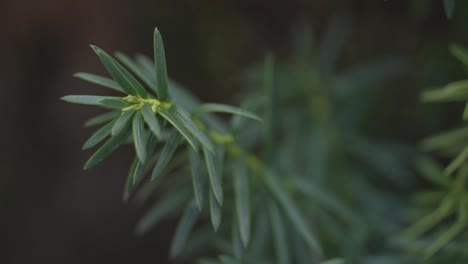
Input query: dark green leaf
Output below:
<box><xmin>269</xmin><ymin>202</ymin><xmax>290</xmax><ymax>264</ymax></box>
<box><xmin>62</xmin><ymin>95</ymin><xmax>122</xmax><ymax>108</ymax></box>
<box><xmin>403</xmin><ymin>195</ymin><xmax>457</xmax><ymax>237</ymax></box>
<box><xmin>151</xmin><ymin>131</ymin><xmax>183</xmax><ymax>181</ymax></box>
<box><xmin>134</xmin><ymin>133</ymin><xmax>158</xmax><ymax>185</ymax></box>
<box><xmin>136</xmin><ymin>54</ymin><xmax>155</xmax><ymax>79</ymax></box>
<box><xmin>84</xmin><ymin>111</ymin><xmax>120</xmax><ymax>127</ymax></box>
<box><xmin>159</xmin><ymin>108</ymin><xmax>199</xmax><ymax>151</ymax></box>
<box><xmin>168</xmin><ymin>80</ymin><xmax>201</xmax><ymax>112</ymax></box>
<box><xmin>204</xmin><ymin>147</ymin><xmax>223</xmax><ymax>205</ymax></box>
<box><xmin>141</xmin><ymin>103</ymin><xmax>162</xmax><ymax>138</ymax></box>
<box><xmin>112</xmin><ymin>110</ymin><xmax>134</xmax><ymax>136</ymax></box>
<box><xmin>450</xmin><ymin>44</ymin><xmax>468</xmax><ymax>69</ymax></box>
<box><xmin>293</xmin><ymin>177</ymin><xmax>358</xmax><ymax>222</ymax></box>
<box><xmin>425</xmin><ymin>200</ymin><xmax>467</xmax><ymax>258</ymax></box>
<box><xmin>123</xmin><ymin>158</ymin><xmax>139</xmax><ymax>201</ymax></box>
<box><xmin>420</xmin><ymin>80</ymin><xmax>468</xmax><ymax>102</ymax></box>
<box><xmin>115</xmin><ymin>52</ymin><xmax>155</xmax><ymax>90</ymax></box>
<box><xmin>98</xmin><ymin>97</ymin><xmax>128</xmax><ymax>109</ymax></box>
<box><xmin>171</xmin><ymin>105</ymin><xmax>214</xmax><ymax>152</ymax></box>
<box><xmin>463</xmin><ymin>101</ymin><xmax>468</xmax><ymax>120</ymax></box>
<box><xmin>231</xmin><ymin>222</ymin><xmax>244</xmax><ymax>258</ymax></box>
<box><xmin>74</xmin><ymin>72</ymin><xmax>125</xmax><ymax>93</ymax></box>
<box><xmin>153</xmin><ymin>27</ymin><xmax>169</xmax><ymax>100</ymax></box>
<box><xmin>170</xmin><ymin>202</ymin><xmax>199</xmax><ymax>258</ymax></box>
<box><xmin>132</xmin><ymin>112</ymin><xmax>147</xmax><ymax>163</ymax></box>
<box><xmin>83</xmin><ymin>123</ymin><xmax>131</xmax><ymax>169</ymax></box>
<box><xmin>292</xmin><ymin>231</ymin><xmax>311</xmax><ymax>264</ymax></box>
<box><xmin>188</xmin><ymin>148</ymin><xmax>204</xmax><ymax>210</ymax></box>
<box><xmin>445</xmin><ymin>145</ymin><xmax>468</xmax><ymax>175</ymax></box>
<box><xmin>193</xmin><ymin>103</ymin><xmax>262</xmax><ymax>122</ymax></box>
<box><xmin>249</xmin><ymin>208</ymin><xmax>270</xmax><ymax>257</ymax></box>
<box><xmin>135</xmin><ymin>151</ymin><xmax>188</xmax><ymax>203</ymax></box>
<box><xmin>135</xmin><ymin>189</ymin><xmax>189</xmax><ymax>235</ymax></box>
<box><xmin>90</xmin><ymin>45</ymin><xmax>149</xmax><ymax>98</ymax></box>
<box><xmin>417</xmin><ymin>158</ymin><xmax>451</xmax><ymax>187</ymax></box>
<box><xmin>421</xmin><ymin>126</ymin><xmax>468</xmax><ymax>152</ymax></box>
<box><xmin>234</xmin><ymin>160</ymin><xmax>250</xmax><ymax>247</ymax></box>
<box><xmin>82</xmin><ymin>120</ymin><xmax>115</xmax><ymax>150</ymax></box>
<box><xmin>210</xmin><ymin>190</ymin><xmax>222</xmax><ymax>231</ymax></box>
<box><xmin>261</xmin><ymin>170</ymin><xmax>322</xmax><ymax>256</ymax></box>
<box><xmin>124</xmin><ymin>141</ymin><xmax>157</xmax><ymax>201</ymax></box>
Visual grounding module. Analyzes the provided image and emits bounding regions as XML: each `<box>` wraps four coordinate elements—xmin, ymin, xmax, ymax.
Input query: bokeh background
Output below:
<box><xmin>2</xmin><ymin>0</ymin><xmax>468</xmax><ymax>263</ymax></box>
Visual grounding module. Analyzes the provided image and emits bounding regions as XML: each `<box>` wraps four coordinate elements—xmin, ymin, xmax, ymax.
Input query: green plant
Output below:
<box><xmin>64</xmin><ymin>22</ymin><xmax>457</xmax><ymax>263</ymax></box>
<box><xmin>64</xmin><ymin>27</ymin><xmax>341</xmax><ymax>263</ymax></box>
<box><xmin>400</xmin><ymin>44</ymin><xmax>468</xmax><ymax>261</ymax></box>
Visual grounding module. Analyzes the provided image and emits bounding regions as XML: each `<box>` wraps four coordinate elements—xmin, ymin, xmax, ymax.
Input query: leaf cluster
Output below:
<box><xmin>63</xmin><ymin>20</ymin><xmax>428</xmax><ymax>264</ymax></box>
<box><xmin>401</xmin><ymin>44</ymin><xmax>468</xmax><ymax>259</ymax></box>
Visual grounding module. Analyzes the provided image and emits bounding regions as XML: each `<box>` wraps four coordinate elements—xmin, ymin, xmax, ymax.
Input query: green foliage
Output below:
<box><xmin>64</xmin><ymin>22</ymin><xmax>468</xmax><ymax>263</ymax></box>
<box><xmin>402</xmin><ymin>44</ymin><xmax>468</xmax><ymax>259</ymax></box>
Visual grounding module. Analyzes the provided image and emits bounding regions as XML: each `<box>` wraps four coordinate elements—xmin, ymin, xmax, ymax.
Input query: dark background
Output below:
<box><xmin>2</xmin><ymin>0</ymin><xmax>468</xmax><ymax>263</ymax></box>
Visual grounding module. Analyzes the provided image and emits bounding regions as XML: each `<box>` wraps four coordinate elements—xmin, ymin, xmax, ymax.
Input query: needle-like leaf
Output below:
<box><xmin>141</xmin><ymin>103</ymin><xmax>162</xmax><ymax>138</ymax></box>
<box><xmin>193</xmin><ymin>103</ymin><xmax>262</xmax><ymax>122</ymax></box>
<box><xmin>188</xmin><ymin>148</ymin><xmax>204</xmax><ymax>210</ymax></box>
<box><xmin>82</xmin><ymin>120</ymin><xmax>116</xmax><ymax>150</ymax></box>
<box><xmin>91</xmin><ymin>45</ymin><xmax>149</xmax><ymax>98</ymax></box>
<box><xmin>293</xmin><ymin>177</ymin><xmax>358</xmax><ymax>222</ymax></box>
<box><xmin>132</xmin><ymin>112</ymin><xmax>147</xmax><ymax>163</ymax></box>
<box><xmin>269</xmin><ymin>201</ymin><xmax>290</xmax><ymax>264</ymax></box>
<box><xmin>170</xmin><ymin>201</ymin><xmax>199</xmax><ymax>258</ymax></box>
<box><xmin>210</xmin><ymin>190</ymin><xmax>222</xmax><ymax>231</ymax></box>
<box><xmin>424</xmin><ymin>200</ymin><xmax>467</xmax><ymax>258</ymax></box>
<box><xmin>135</xmin><ymin>189</ymin><xmax>189</xmax><ymax>235</ymax></box>
<box><xmin>84</xmin><ymin>111</ymin><xmax>120</xmax><ymax>127</ymax></box>
<box><xmin>204</xmin><ymin>147</ymin><xmax>223</xmax><ymax>205</ymax></box>
<box><xmin>159</xmin><ymin>108</ymin><xmax>199</xmax><ymax>151</ymax></box>
<box><xmin>231</xmin><ymin>222</ymin><xmax>244</xmax><ymax>258</ymax></box>
<box><xmin>234</xmin><ymin>160</ymin><xmax>250</xmax><ymax>247</ymax></box>
<box><xmin>115</xmin><ymin>52</ymin><xmax>155</xmax><ymax>90</ymax></box>
<box><xmin>463</xmin><ymin>101</ymin><xmax>468</xmax><ymax>120</ymax></box>
<box><xmin>171</xmin><ymin>105</ymin><xmax>214</xmax><ymax>152</ymax></box>
<box><xmin>123</xmin><ymin>134</ymin><xmax>158</xmax><ymax>200</ymax></box>
<box><xmin>112</xmin><ymin>111</ymin><xmax>134</xmax><ymax>136</ymax></box>
<box><xmin>450</xmin><ymin>44</ymin><xmax>468</xmax><ymax>69</ymax></box>
<box><xmin>421</xmin><ymin>80</ymin><xmax>468</xmax><ymax>102</ymax></box>
<box><xmin>74</xmin><ymin>72</ymin><xmax>125</xmax><ymax>93</ymax></box>
<box><xmin>403</xmin><ymin>195</ymin><xmax>457</xmax><ymax>237</ymax></box>
<box><xmin>153</xmin><ymin>27</ymin><xmax>169</xmax><ymax>100</ymax></box>
<box><xmin>421</xmin><ymin>126</ymin><xmax>468</xmax><ymax>152</ymax></box>
<box><xmin>62</xmin><ymin>95</ymin><xmax>122</xmax><ymax>108</ymax></box>
<box><xmin>445</xmin><ymin>145</ymin><xmax>468</xmax><ymax>175</ymax></box>
<box><xmin>417</xmin><ymin>158</ymin><xmax>451</xmax><ymax>187</ymax></box>
<box><xmin>123</xmin><ymin>158</ymin><xmax>139</xmax><ymax>201</ymax></box>
<box><xmin>83</xmin><ymin>123</ymin><xmax>131</xmax><ymax>170</ymax></box>
<box><xmin>261</xmin><ymin>170</ymin><xmax>322</xmax><ymax>256</ymax></box>
<box><xmin>151</xmin><ymin>131</ymin><xmax>183</xmax><ymax>181</ymax></box>
<box><xmin>98</xmin><ymin>97</ymin><xmax>129</xmax><ymax>109</ymax></box>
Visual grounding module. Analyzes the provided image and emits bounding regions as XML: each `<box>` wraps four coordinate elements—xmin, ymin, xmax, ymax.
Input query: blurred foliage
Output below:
<box><xmin>55</xmin><ymin>1</ymin><xmax>468</xmax><ymax>264</ymax></box>
<box><xmin>398</xmin><ymin>44</ymin><xmax>468</xmax><ymax>262</ymax></box>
